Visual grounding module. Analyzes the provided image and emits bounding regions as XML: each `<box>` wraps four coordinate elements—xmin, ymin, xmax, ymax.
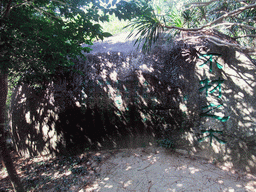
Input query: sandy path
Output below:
<box><xmin>85</xmin><ymin>147</ymin><xmax>256</xmax><ymax>192</ymax></box>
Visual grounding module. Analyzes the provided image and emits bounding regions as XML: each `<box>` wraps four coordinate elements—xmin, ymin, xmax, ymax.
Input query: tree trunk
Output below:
<box><xmin>0</xmin><ymin>72</ymin><xmax>24</xmax><ymax>192</ymax></box>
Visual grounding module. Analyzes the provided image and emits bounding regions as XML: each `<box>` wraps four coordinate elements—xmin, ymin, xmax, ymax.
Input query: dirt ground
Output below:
<box><xmin>1</xmin><ymin>147</ymin><xmax>256</xmax><ymax>192</ymax></box>
<box><xmin>85</xmin><ymin>147</ymin><xmax>256</xmax><ymax>192</ymax></box>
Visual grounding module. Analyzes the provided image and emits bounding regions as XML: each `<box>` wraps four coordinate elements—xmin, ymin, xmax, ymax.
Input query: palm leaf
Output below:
<box><xmin>125</xmin><ymin>13</ymin><xmax>164</xmax><ymax>52</ymax></box>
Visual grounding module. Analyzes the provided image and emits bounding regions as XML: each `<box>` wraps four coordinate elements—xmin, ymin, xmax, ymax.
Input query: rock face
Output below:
<box><xmin>10</xmin><ymin>32</ymin><xmax>256</xmax><ymax>173</ymax></box>
<box><xmin>193</xmin><ymin>44</ymin><xmax>256</xmax><ymax>173</ymax></box>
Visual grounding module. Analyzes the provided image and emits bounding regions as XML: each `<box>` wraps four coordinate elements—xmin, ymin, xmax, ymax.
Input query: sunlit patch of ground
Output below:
<box><xmin>85</xmin><ymin>147</ymin><xmax>256</xmax><ymax>192</ymax></box>
<box><xmin>1</xmin><ymin>147</ymin><xmax>255</xmax><ymax>191</ymax></box>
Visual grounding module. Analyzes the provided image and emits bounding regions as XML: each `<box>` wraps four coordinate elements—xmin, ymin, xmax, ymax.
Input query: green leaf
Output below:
<box><xmin>156</xmin><ymin>5</ymin><xmax>161</xmax><ymax>15</ymax></box>
<box><xmin>102</xmin><ymin>32</ymin><xmax>112</xmax><ymax>38</ymax></box>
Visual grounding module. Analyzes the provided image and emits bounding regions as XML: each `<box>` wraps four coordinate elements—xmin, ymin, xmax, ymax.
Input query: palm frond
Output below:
<box><xmin>125</xmin><ymin>13</ymin><xmax>164</xmax><ymax>52</ymax></box>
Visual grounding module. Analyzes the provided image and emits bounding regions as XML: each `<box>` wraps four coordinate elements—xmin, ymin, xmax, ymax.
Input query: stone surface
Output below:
<box><xmin>10</xmin><ymin>32</ymin><xmax>256</xmax><ymax>173</ymax></box>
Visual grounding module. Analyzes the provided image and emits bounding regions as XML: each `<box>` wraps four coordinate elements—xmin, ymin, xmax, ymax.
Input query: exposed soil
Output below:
<box><xmin>1</xmin><ymin>147</ymin><xmax>255</xmax><ymax>191</ymax></box>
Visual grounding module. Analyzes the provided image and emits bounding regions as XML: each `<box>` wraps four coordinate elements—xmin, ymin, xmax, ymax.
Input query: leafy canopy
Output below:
<box><xmin>0</xmin><ymin>0</ymin><xmax>148</xmax><ymax>85</ymax></box>
<box><xmin>126</xmin><ymin>0</ymin><xmax>256</xmax><ymax>54</ymax></box>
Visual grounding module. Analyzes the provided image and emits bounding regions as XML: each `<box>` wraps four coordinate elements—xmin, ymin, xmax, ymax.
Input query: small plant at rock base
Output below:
<box><xmin>70</xmin><ymin>167</ymin><xmax>88</xmax><ymax>175</ymax></box>
<box><xmin>157</xmin><ymin>138</ymin><xmax>176</xmax><ymax>149</ymax></box>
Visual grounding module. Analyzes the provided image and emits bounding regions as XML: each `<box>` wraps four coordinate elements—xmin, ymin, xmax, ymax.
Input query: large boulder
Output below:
<box><xmin>10</xmin><ymin>32</ymin><xmax>256</xmax><ymax>173</ymax></box>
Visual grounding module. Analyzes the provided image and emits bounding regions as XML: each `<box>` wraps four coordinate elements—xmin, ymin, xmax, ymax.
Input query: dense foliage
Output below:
<box><xmin>1</xmin><ymin>1</ymin><xmax>112</xmax><ymax>84</ymax></box>
<box><xmin>126</xmin><ymin>0</ymin><xmax>256</xmax><ymax>54</ymax></box>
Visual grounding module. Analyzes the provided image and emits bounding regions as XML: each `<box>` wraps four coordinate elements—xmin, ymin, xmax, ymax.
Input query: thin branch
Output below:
<box><xmin>186</xmin><ymin>0</ymin><xmax>218</xmax><ymax>7</ymax></box>
<box><xmin>4</xmin><ymin>0</ymin><xmax>12</xmax><ymax>18</ymax></box>
<box><xmin>1</xmin><ymin>0</ymin><xmax>33</xmax><ymax>19</ymax></box>
<box><xmin>206</xmin><ymin>35</ymin><xmax>243</xmax><ymax>47</ymax></box>
<box><xmin>161</xmin><ymin>24</ymin><xmax>202</xmax><ymax>31</ymax></box>
<box><xmin>208</xmin><ymin>3</ymin><xmax>256</xmax><ymax>26</ymax></box>
<box><xmin>162</xmin><ymin>3</ymin><xmax>256</xmax><ymax>32</ymax></box>
<box><xmin>183</xmin><ymin>0</ymin><xmax>218</xmax><ymax>12</ymax></box>
<box><xmin>185</xmin><ymin>0</ymin><xmax>218</xmax><ymax>8</ymax></box>
<box><xmin>32</xmin><ymin>5</ymin><xmax>60</xmax><ymax>20</ymax></box>
<box><xmin>234</xmin><ymin>34</ymin><xmax>256</xmax><ymax>39</ymax></box>
<box><xmin>210</xmin><ymin>22</ymin><xmax>256</xmax><ymax>30</ymax></box>
<box><xmin>184</xmin><ymin>34</ymin><xmax>255</xmax><ymax>53</ymax></box>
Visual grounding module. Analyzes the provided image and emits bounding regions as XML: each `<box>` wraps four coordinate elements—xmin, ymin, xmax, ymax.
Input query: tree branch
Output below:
<box><xmin>185</xmin><ymin>0</ymin><xmax>218</xmax><ymax>8</ymax></box>
<box><xmin>3</xmin><ymin>0</ymin><xmax>12</xmax><ymax>18</ymax></box>
<box><xmin>1</xmin><ymin>0</ymin><xmax>35</xmax><ymax>19</ymax></box>
<box><xmin>162</xmin><ymin>3</ymin><xmax>256</xmax><ymax>32</ymax></box>
<box><xmin>183</xmin><ymin>0</ymin><xmax>218</xmax><ymax>13</ymax></box>
<box><xmin>234</xmin><ymin>34</ymin><xmax>256</xmax><ymax>39</ymax></box>
<box><xmin>209</xmin><ymin>22</ymin><xmax>256</xmax><ymax>30</ymax></box>
<box><xmin>208</xmin><ymin>3</ymin><xmax>256</xmax><ymax>26</ymax></box>
<box><xmin>183</xmin><ymin>34</ymin><xmax>255</xmax><ymax>53</ymax></box>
